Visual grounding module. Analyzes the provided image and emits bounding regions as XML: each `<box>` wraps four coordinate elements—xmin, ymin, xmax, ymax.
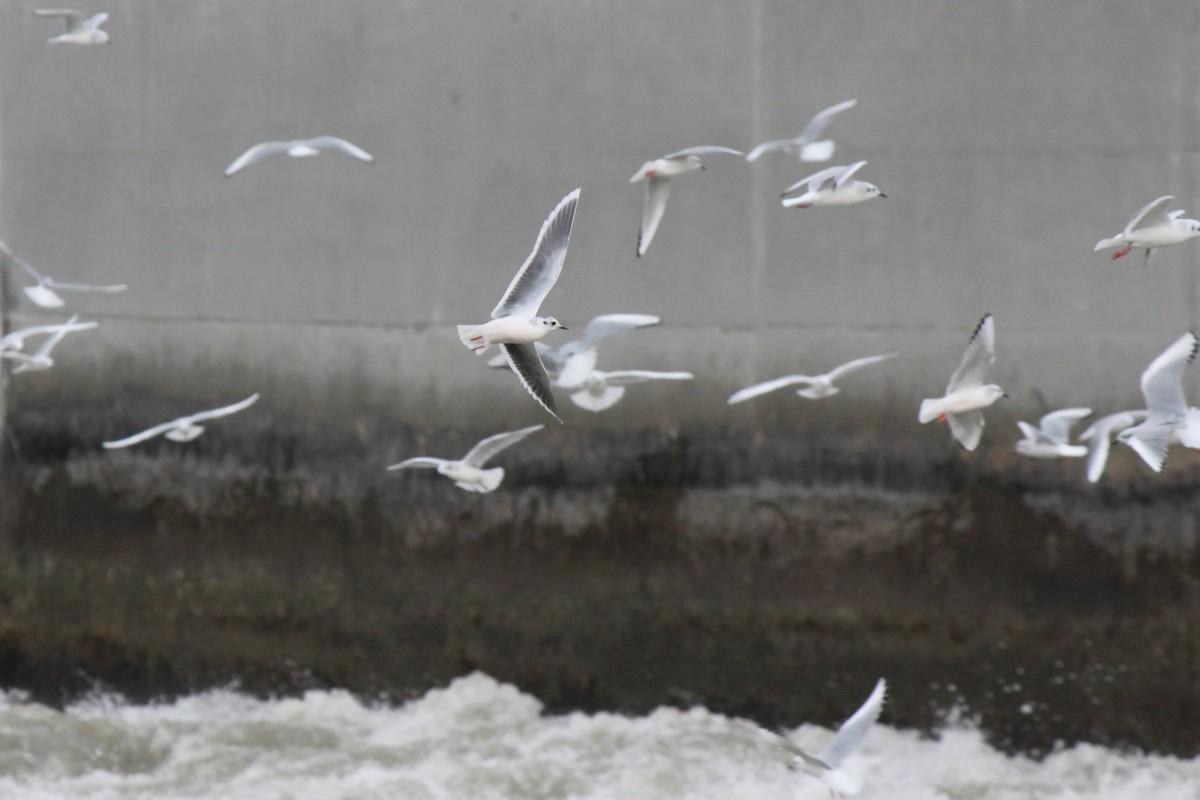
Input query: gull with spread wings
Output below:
<box><xmin>728</xmin><ymin>352</ymin><xmax>897</xmax><ymax>404</ymax></box>
<box><xmin>34</xmin><ymin>9</ymin><xmax>110</xmax><ymax>44</ymax></box>
<box><xmin>386</xmin><ymin>425</ymin><xmax>544</xmax><ymax>493</ymax></box>
<box><xmin>919</xmin><ymin>314</ymin><xmax>1006</xmax><ymax>451</ymax></box>
<box><xmin>1014</xmin><ymin>408</ymin><xmax>1093</xmax><ymax>458</ymax></box>
<box><xmin>224</xmin><ymin>137</ymin><xmax>374</xmax><ymax>176</ymax></box>
<box><xmin>1094</xmin><ymin>195</ymin><xmax>1200</xmax><ymax>263</ymax></box>
<box><xmin>780</xmin><ymin>161</ymin><xmax>886</xmax><ymax>208</ymax></box>
<box><xmin>746</xmin><ymin>99</ymin><xmax>858</xmax><ymax>163</ymax></box>
<box><xmin>630</xmin><ymin>146</ymin><xmax>743</xmax><ymax>257</ymax></box>
<box><xmin>1</xmin><ymin>314</ymin><xmax>96</xmax><ymax>374</ymax></box>
<box><xmin>1117</xmin><ymin>332</ymin><xmax>1200</xmax><ymax>473</ymax></box>
<box><xmin>102</xmin><ymin>394</ymin><xmax>260</xmax><ymax>449</ymax></box>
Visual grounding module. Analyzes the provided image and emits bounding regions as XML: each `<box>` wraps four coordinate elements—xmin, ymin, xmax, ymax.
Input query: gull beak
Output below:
<box><xmin>559</xmin><ymin>325</ymin><xmax>569</xmax><ymax>331</ymax></box>
<box><xmin>878</xmin><ymin>193</ymin><xmax>888</xmax><ymax>198</ymax></box>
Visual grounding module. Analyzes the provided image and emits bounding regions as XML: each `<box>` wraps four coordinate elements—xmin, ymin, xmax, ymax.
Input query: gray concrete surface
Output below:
<box><xmin>2</xmin><ymin>2</ymin><xmax>1200</xmax><ymax>432</ymax></box>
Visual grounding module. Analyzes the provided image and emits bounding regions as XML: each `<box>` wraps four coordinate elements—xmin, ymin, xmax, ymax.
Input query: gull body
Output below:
<box><xmin>781</xmin><ymin>161</ymin><xmax>885</xmax><ymax>208</ymax></box>
<box><xmin>727</xmin><ymin>352</ymin><xmax>897</xmax><ymax>404</ymax></box>
<box><xmin>457</xmin><ymin>189</ymin><xmax>580</xmax><ymax>422</ymax></box>
<box><xmin>102</xmin><ymin>394</ymin><xmax>260</xmax><ymax>448</ymax></box>
<box><xmin>386</xmin><ymin>425</ymin><xmax>543</xmax><ymax>493</ymax></box>
<box><xmin>746</xmin><ymin>99</ymin><xmax>858</xmax><ymax>163</ymax></box>
<box><xmin>1094</xmin><ymin>195</ymin><xmax>1200</xmax><ymax>263</ymax></box>
<box><xmin>919</xmin><ymin>314</ymin><xmax>1005</xmax><ymax>451</ymax></box>
<box><xmin>557</xmin><ymin>366</ymin><xmax>695</xmax><ymax>413</ymax></box>
<box><xmin>485</xmin><ymin>313</ymin><xmax>663</xmax><ymax>383</ymax></box>
<box><xmin>1117</xmin><ymin>332</ymin><xmax>1199</xmax><ymax>472</ymax></box>
<box><xmin>34</xmin><ymin>9</ymin><xmax>110</xmax><ymax>44</ymax></box>
<box><xmin>1</xmin><ymin>314</ymin><xmax>94</xmax><ymax>374</ymax></box>
<box><xmin>1014</xmin><ymin>407</ymin><xmax>1092</xmax><ymax>458</ymax></box>
<box><xmin>0</xmin><ymin>239</ymin><xmax>127</xmax><ymax>309</ymax></box>
<box><xmin>1078</xmin><ymin>410</ymin><xmax>1149</xmax><ymax>483</ymax></box>
<box><xmin>772</xmin><ymin>678</ymin><xmax>887</xmax><ymax>797</ymax></box>
<box><xmin>630</xmin><ymin>146</ymin><xmax>743</xmax><ymax>257</ymax></box>
<box><xmin>224</xmin><ymin>137</ymin><xmax>374</xmax><ymax>176</ymax></box>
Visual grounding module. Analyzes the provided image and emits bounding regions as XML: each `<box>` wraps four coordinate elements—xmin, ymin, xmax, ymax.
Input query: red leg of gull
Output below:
<box><xmin>1112</xmin><ymin>244</ymin><xmax>1132</xmax><ymax>260</ymax></box>
<box><xmin>938</xmin><ymin>413</ymin><xmax>947</xmax><ymax>423</ymax></box>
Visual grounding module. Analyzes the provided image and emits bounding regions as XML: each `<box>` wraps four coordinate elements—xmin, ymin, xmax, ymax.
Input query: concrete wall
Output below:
<box><xmin>3</xmin><ymin>1</ymin><xmax>1200</xmax><ymax>433</ymax></box>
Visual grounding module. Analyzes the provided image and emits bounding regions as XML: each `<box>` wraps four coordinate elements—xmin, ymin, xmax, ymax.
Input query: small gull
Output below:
<box><xmin>630</xmin><ymin>146</ymin><xmax>743</xmax><ymax>257</ymax></box>
<box><xmin>1014</xmin><ymin>408</ymin><xmax>1093</xmax><ymax>458</ymax></box>
<box><xmin>13</xmin><ymin>255</ymin><xmax>128</xmax><ymax>309</ymax></box>
<box><xmin>34</xmin><ymin>9</ymin><xmax>110</xmax><ymax>45</ymax></box>
<box><xmin>102</xmin><ymin>394</ymin><xmax>260</xmax><ymax>448</ymax></box>
<box><xmin>770</xmin><ymin>678</ymin><xmax>887</xmax><ymax>797</ymax></box>
<box><xmin>386</xmin><ymin>424</ymin><xmax>544</xmax><ymax>493</ymax></box>
<box><xmin>224</xmin><ymin>137</ymin><xmax>374</xmax><ymax>177</ymax></box>
<box><xmin>918</xmin><ymin>314</ymin><xmax>1006</xmax><ymax>451</ymax></box>
<box><xmin>727</xmin><ymin>352</ymin><xmax>897</xmax><ymax>404</ymax></box>
<box><xmin>0</xmin><ymin>318</ymin><xmax>98</xmax><ymax>353</ymax></box>
<box><xmin>1094</xmin><ymin>195</ymin><xmax>1200</xmax><ymax>264</ymax></box>
<box><xmin>1</xmin><ymin>313</ymin><xmax>95</xmax><ymax>374</ymax></box>
<box><xmin>1078</xmin><ymin>410</ymin><xmax>1149</xmax><ymax>483</ymax></box>
<box><xmin>484</xmin><ymin>313</ymin><xmax>662</xmax><ymax>379</ymax></box>
<box><xmin>457</xmin><ymin>189</ymin><xmax>580</xmax><ymax>422</ymax></box>
<box><xmin>1117</xmin><ymin>332</ymin><xmax>1200</xmax><ymax>472</ymax></box>
<box><xmin>746</xmin><ymin>99</ymin><xmax>858</xmax><ymax>163</ymax></box>
<box><xmin>555</xmin><ymin>362</ymin><xmax>695</xmax><ymax>413</ymax></box>
<box><xmin>781</xmin><ymin>161</ymin><xmax>885</xmax><ymax>208</ymax></box>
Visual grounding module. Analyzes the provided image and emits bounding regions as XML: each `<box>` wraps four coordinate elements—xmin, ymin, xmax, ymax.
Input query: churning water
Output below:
<box><xmin>0</xmin><ymin>672</ymin><xmax>1195</xmax><ymax>799</ymax></box>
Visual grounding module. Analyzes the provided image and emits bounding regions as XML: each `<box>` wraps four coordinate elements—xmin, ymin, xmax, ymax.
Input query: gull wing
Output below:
<box><xmin>184</xmin><ymin>393</ymin><xmax>260</xmax><ymax>424</ymax></box>
<box><xmin>946</xmin><ymin>314</ymin><xmax>995</xmax><ymax>394</ymax></box>
<box><xmin>1123</xmin><ymin>419</ymin><xmax>1174</xmax><ymax>473</ymax></box>
<box><xmin>1125</xmin><ymin>195</ymin><xmax>1174</xmax><ymax>233</ymax></box>
<box><xmin>727</xmin><ymin>375</ymin><xmax>817</xmax><ymax>404</ymax></box>
<box><xmin>745</xmin><ymin>138</ymin><xmax>796</xmax><ymax>163</ymax></box>
<box><xmin>83</xmin><ymin>12</ymin><xmax>108</xmax><ymax>30</ymax></box>
<box><xmin>30</xmin><ymin>314</ymin><xmax>83</xmax><ymax>358</ymax></box>
<box><xmin>0</xmin><ymin>351</ymin><xmax>36</xmax><ymax>365</ymax></box>
<box><xmin>502</xmin><ymin>343</ymin><xmax>561</xmax><ymax>422</ymax></box>
<box><xmin>799</xmin><ymin>99</ymin><xmax>858</xmax><ymax>143</ymax></box>
<box><xmin>461</xmin><ymin>424</ymin><xmax>545</xmax><ymax>468</ymax></box>
<box><xmin>1038</xmin><ymin>407</ymin><xmax>1092</xmax><ymax>444</ymax></box>
<box><xmin>782</xmin><ymin>165</ymin><xmax>841</xmax><ymax>196</ymax></box>
<box><xmin>818</xmin><ymin>678</ymin><xmax>887</xmax><ymax>769</ymax></box>
<box><xmin>492</xmin><ymin>188</ymin><xmax>580</xmax><ymax>317</ymax></box>
<box><xmin>305</xmin><ymin>136</ymin><xmax>375</xmax><ymax>163</ymax></box>
<box><xmin>43</xmin><ymin>278</ymin><xmax>128</xmax><ymax>293</ymax></box>
<box><xmin>33</xmin><ymin>9</ymin><xmax>84</xmax><ymax>31</ymax></box>
<box><xmin>824</xmin><ymin>351</ymin><xmax>898</xmax><ymax>382</ymax></box>
<box><xmin>102</xmin><ymin>420</ymin><xmax>183</xmax><ymax>449</ymax></box>
<box><xmin>224</xmin><ymin>141</ymin><xmax>291</xmax><ymax>176</ymax></box>
<box><xmin>1086</xmin><ymin>430</ymin><xmax>1115</xmax><ymax>483</ymax></box>
<box><xmin>1140</xmin><ymin>332</ymin><xmax>1197</xmax><ymax>416</ymax></box>
<box><xmin>771</xmin><ymin>727</ymin><xmax>832</xmax><ymax>770</ymax></box>
<box><xmin>386</xmin><ymin>457</ymin><xmax>449</xmax><ymax>471</ymax></box>
<box><xmin>662</xmin><ymin>145</ymin><xmax>744</xmax><ymax>159</ymax></box>
<box><xmin>636</xmin><ymin>177</ymin><xmax>669</xmax><ymax>257</ymax></box>
<box><xmin>833</xmin><ymin>160</ymin><xmax>868</xmax><ymax>189</ymax></box>
<box><xmin>1017</xmin><ymin>420</ymin><xmax>1049</xmax><ymax>444</ymax></box>
<box><xmin>0</xmin><ymin>320</ymin><xmax>97</xmax><ymax>351</ymax></box>
<box><xmin>15</xmin><ymin>257</ymin><xmax>44</xmax><ymax>283</ymax></box>
<box><xmin>574</xmin><ymin>313</ymin><xmax>662</xmax><ymax>351</ymax></box>
<box><xmin>948</xmin><ymin>409</ymin><xmax>986</xmax><ymax>451</ymax></box>
<box><xmin>598</xmin><ymin>370</ymin><xmax>694</xmax><ymax>387</ymax></box>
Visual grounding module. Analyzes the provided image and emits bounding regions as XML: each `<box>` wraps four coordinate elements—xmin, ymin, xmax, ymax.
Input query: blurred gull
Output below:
<box><xmin>781</xmin><ymin>161</ymin><xmax>885</xmax><ymax>208</ymax></box>
<box><xmin>14</xmin><ymin>255</ymin><xmax>128</xmax><ymax>309</ymax></box>
<box><xmin>727</xmin><ymin>352</ymin><xmax>897</xmax><ymax>404</ymax></box>
<box><xmin>556</xmin><ymin>361</ymin><xmax>695</xmax><ymax>413</ymax></box>
<box><xmin>1</xmin><ymin>313</ymin><xmax>96</xmax><ymax>374</ymax></box>
<box><xmin>1117</xmin><ymin>332</ymin><xmax>1200</xmax><ymax>472</ymax></box>
<box><xmin>630</xmin><ymin>146</ymin><xmax>743</xmax><ymax>257</ymax></box>
<box><xmin>1014</xmin><ymin>408</ymin><xmax>1092</xmax><ymax>459</ymax></box>
<box><xmin>771</xmin><ymin>678</ymin><xmax>887</xmax><ymax>797</ymax></box>
<box><xmin>386</xmin><ymin>425</ymin><xmax>543</xmax><ymax>493</ymax></box>
<box><xmin>224</xmin><ymin>137</ymin><xmax>374</xmax><ymax>177</ymax></box>
<box><xmin>746</xmin><ymin>99</ymin><xmax>858</xmax><ymax>163</ymax></box>
<box><xmin>1078</xmin><ymin>410</ymin><xmax>1149</xmax><ymax>483</ymax></box>
<box><xmin>102</xmin><ymin>394</ymin><xmax>260</xmax><ymax>448</ymax></box>
<box><xmin>485</xmin><ymin>313</ymin><xmax>662</xmax><ymax>380</ymax></box>
<box><xmin>918</xmin><ymin>314</ymin><xmax>1006</xmax><ymax>451</ymax></box>
<box><xmin>0</xmin><ymin>318</ymin><xmax>98</xmax><ymax>353</ymax></box>
<box><xmin>457</xmin><ymin>189</ymin><xmax>580</xmax><ymax>422</ymax></box>
<box><xmin>1094</xmin><ymin>195</ymin><xmax>1200</xmax><ymax>263</ymax></box>
<box><xmin>34</xmin><ymin>9</ymin><xmax>110</xmax><ymax>45</ymax></box>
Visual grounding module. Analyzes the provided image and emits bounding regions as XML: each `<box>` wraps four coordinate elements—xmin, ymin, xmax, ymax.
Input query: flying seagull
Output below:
<box><xmin>386</xmin><ymin>425</ymin><xmax>544</xmax><ymax>493</ymax></box>
<box><xmin>1078</xmin><ymin>410</ymin><xmax>1149</xmax><ymax>483</ymax></box>
<box><xmin>485</xmin><ymin>313</ymin><xmax>662</xmax><ymax>380</ymax></box>
<box><xmin>457</xmin><ymin>189</ymin><xmax>580</xmax><ymax>422</ymax></box>
<box><xmin>746</xmin><ymin>99</ymin><xmax>858</xmax><ymax>163</ymax></box>
<box><xmin>102</xmin><ymin>394</ymin><xmax>260</xmax><ymax>448</ymax></box>
<box><xmin>728</xmin><ymin>352</ymin><xmax>897</xmax><ymax>404</ymax></box>
<box><xmin>1014</xmin><ymin>408</ymin><xmax>1093</xmax><ymax>458</ymax></box>
<box><xmin>918</xmin><ymin>314</ymin><xmax>1006</xmax><ymax>451</ymax></box>
<box><xmin>780</xmin><ymin>161</ymin><xmax>886</xmax><ymax>208</ymax></box>
<box><xmin>630</xmin><ymin>146</ymin><xmax>743</xmax><ymax>257</ymax></box>
<box><xmin>224</xmin><ymin>137</ymin><xmax>374</xmax><ymax>177</ymax></box>
<box><xmin>557</xmin><ymin>366</ymin><xmax>695</xmax><ymax>413</ymax></box>
<box><xmin>0</xmin><ymin>318</ymin><xmax>99</xmax><ymax>353</ymax></box>
<box><xmin>11</xmin><ymin>254</ymin><xmax>128</xmax><ymax>309</ymax></box>
<box><xmin>1117</xmin><ymin>332</ymin><xmax>1200</xmax><ymax>472</ymax></box>
<box><xmin>34</xmin><ymin>9</ymin><xmax>110</xmax><ymax>44</ymax></box>
<box><xmin>1</xmin><ymin>314</ymin><xmax>96</xmax><ymax>374</ymax></box>
<box><xmin>1094</xmin><ymin>195</ymin><xmax>1200</xmax><ymax>263</ymax></box>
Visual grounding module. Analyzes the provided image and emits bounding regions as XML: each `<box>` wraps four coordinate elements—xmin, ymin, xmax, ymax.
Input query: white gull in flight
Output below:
<box><xmin>918</xmin><ymin>314</ymin><xmax>1005</xmax><ymax>451</ymax></box>
<box><xmin>386</xmin><ymin>425</ymin><xmax>544</xmax><ymax>493</ymax></box>
<box><xmin>1014</xmin><ymin>408</ymin><xmax>1093</xmax><ymax>459</ymax></box>
<box><xmin>1094</xmin><ymin>195</ymin><xmax>1200</xmax><ymax>263</ymax></box>
<box><xmin>34</xmin><ymin>9</ymin><xmax>110</xmax><ymax>44</ymax></box>
<box><xmin>780</xmin><ymin>161</ymin><xmax>885</xmax><ymax>208</ymax></box>
<box><xmin>224</xmin><ymin>137</ymin><xmax>374</xmax><ymax>177</ymax></box>
<box><xmin>102</xmin><ymin>394</ymin><xmax>260</xmax><ymax>448</ymax></box>
<box><xmin>728</xmin><ymin>352</ymin><xmax>897</xmax><ymax>404</ymax></box>
<box><xmin>630</xmin><ymin>146</ymin><xmax>743</xmax><ymax>257</ymax></box>
<box><xmin>746</xmin><ymin>99</ymin><xmax>858</xmax><ymax>163</ymax></box>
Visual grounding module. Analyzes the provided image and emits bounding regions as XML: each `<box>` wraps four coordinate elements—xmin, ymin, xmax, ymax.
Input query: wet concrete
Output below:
<box><xmin>1</xmin><ymin>404</ymin><xmax>1199</xmax><ymax>758</ymax></box>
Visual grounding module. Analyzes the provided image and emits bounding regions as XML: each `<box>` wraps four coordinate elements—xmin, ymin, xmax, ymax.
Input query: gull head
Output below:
<box><xmin>862</xmin><ymin>182</ymin><xmax>886</xmax><ymax>199</ymax></box>
<box><xmin>983</xmin><ymin>384</ymin><xmax>1007</xmax><ymax>403</ymax></box>
<box><xmin>1185</xmin><ymin>219</ymin><xmax>1200</xmax><ymax>237</ymax></box>
<box><xmin>537</xmin><ymin>316</ymin><xmax>568</xmax><ymax>332</ymax></box>
<box><xmin>683</xmin><ymin>155</ymin><xmax>705</xmax><ymax>170</ymax></box>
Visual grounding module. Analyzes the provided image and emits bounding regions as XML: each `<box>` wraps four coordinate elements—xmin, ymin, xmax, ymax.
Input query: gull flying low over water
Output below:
<box><xmin>1078</xmin><ymin>409</ymin><xmax>1149</xmax><ymax>483</ymax></box>
<box><xmin>0</xmin><ymin>314</ymin><xmax>96</xmax><ymax>374</ymax></box>
<box><xmin>0</xmin><ymin>318</ymin><xmax>98</xmax><ymax>353</ymax></box>
<box><xmin>781</xmin><ymin>161</ymin><xmax>885</xmax><ymax>208</ymax></box>
<box><xmin>1094</xmin><ymin>195</ymin><xmax>1200</xmax><ymax>263</ymax></box>
<box><xmin>1014</xmin><ymin>407</ymin><xmax>1092</xmax><ymax>458</ymax></box>
<box><xmin>771</xmin><ymin>678</ymin><xmax>887</xmax><ymax>797</ymax></box>
<box><xmin>224</xmin><ymin>137</ymin><xmax>374</xmax><ymax>177</ymax></box>
<box><xmin>386</xmin><ymin>425</ymin><xmax>544</xmax><ymax>493</ymax></box>
<box><xmin>630</xmin><ymin>146</ymin><xmax>743</xmax><ymax>257</ymax></box>
<box><xmin>746</xmin><ymin>99</ymin><xmax>858</xmax><ymax>163</ymax></box>
<box><xmin>919</xmin><ymin>314</ymin><xmax>1006</xmax><ymax>451</ymax></box>
<box><xmin>727</xmin><ymin>352</ymin><xmax>898</xmax><ymax>404</ymax></box>
<box><xmin>457</xmin><ymin>189</ymin><xmax>580</xmax><ymax>422</ymax></box>
<box><xmin>1117</xmin><ymin>332</ymin><xmax>1200</xmax><ymax>473</ymax></box>
<box><xmin>102</xmin><ymin>394</ymin><xmax>260</xmax><ymax>449</ymax></box>
<box><xmin>11</xmin><ymin>254</ymin><xmax>128</xmax><ymax>309</ymax></box>
<box><xmin>34</xmin><ymin>9</ymin><xmax>110</xmax><ymax>44</ymax></box>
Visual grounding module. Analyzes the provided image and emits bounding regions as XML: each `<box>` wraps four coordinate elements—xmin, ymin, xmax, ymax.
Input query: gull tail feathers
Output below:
<box><xmin>918</xmin><ymin>398</ymin><xmax>944</xmax><ymax>424</ymax></box>
<box><xmin>570</xmin><ymin>385</ymin><xmax>626</xmax><ymax>412</ymax></box>
<box><xmin>1093</xmin><ymin>235</ymin><xmax>1123</xmax><ymax>252</ymax></box>
<box><xmin>457</xmin><ymin>324</ymin><xmax>490</xmax><ymax>354</ymax></box>
<box><xmin>799</xmin><ymin>139</ymin><xmax>835</xmax><ymax>162</ymax></box>
<box><xmin>460</xmin><ymin>467</ymin><xmax>504</xmax><ymax>493</ymax></box>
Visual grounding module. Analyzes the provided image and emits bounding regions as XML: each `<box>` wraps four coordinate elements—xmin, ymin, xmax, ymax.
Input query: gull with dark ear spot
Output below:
<box><xmin>457</xmin><ymin>189</ymin><xmax>581</xmax><ymax>422</ymax></box>
<box><xmin>746</xmin><ymin>99</ymin><xmax>858</xmax><ymax>163</ymax></box>
<box><xmin>630</xmin><ymin>146</ymin><xmax>743</xmax><ymax>257</ymax></box>
<box><xmin>780</xmin><ymin>161</ymin><xmax>886</xmax><ymax>208</ymax></box>
<box><xmin>918</xmin><ymin>314</ymin><xmax>1005</xmax><ymax>451</ymax></box>
<box><xmin>1094</xmin><ymin>195</ymin><xmax>1200</xmax><ymax>264</ymax></box>
<box><xmin>387</xmin><ymin>425</ymin><xmax>544</xmax><ymax>493</ymax></box>
<box><xmin>34</xmin><ymin>9</ymin><xmax>110</xmax><ymax>44</ymax></box>
<box><xmin>224</xmin><ymin>137</ymin><xmax>374</xmax><ymax>176</ymax></box>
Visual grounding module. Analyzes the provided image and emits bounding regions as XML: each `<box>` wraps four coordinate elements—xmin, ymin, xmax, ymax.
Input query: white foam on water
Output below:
<box><xmin>0</xmin><ymin>672</ymin><xmax>1195</xmax><ymax>800</ymax></box>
